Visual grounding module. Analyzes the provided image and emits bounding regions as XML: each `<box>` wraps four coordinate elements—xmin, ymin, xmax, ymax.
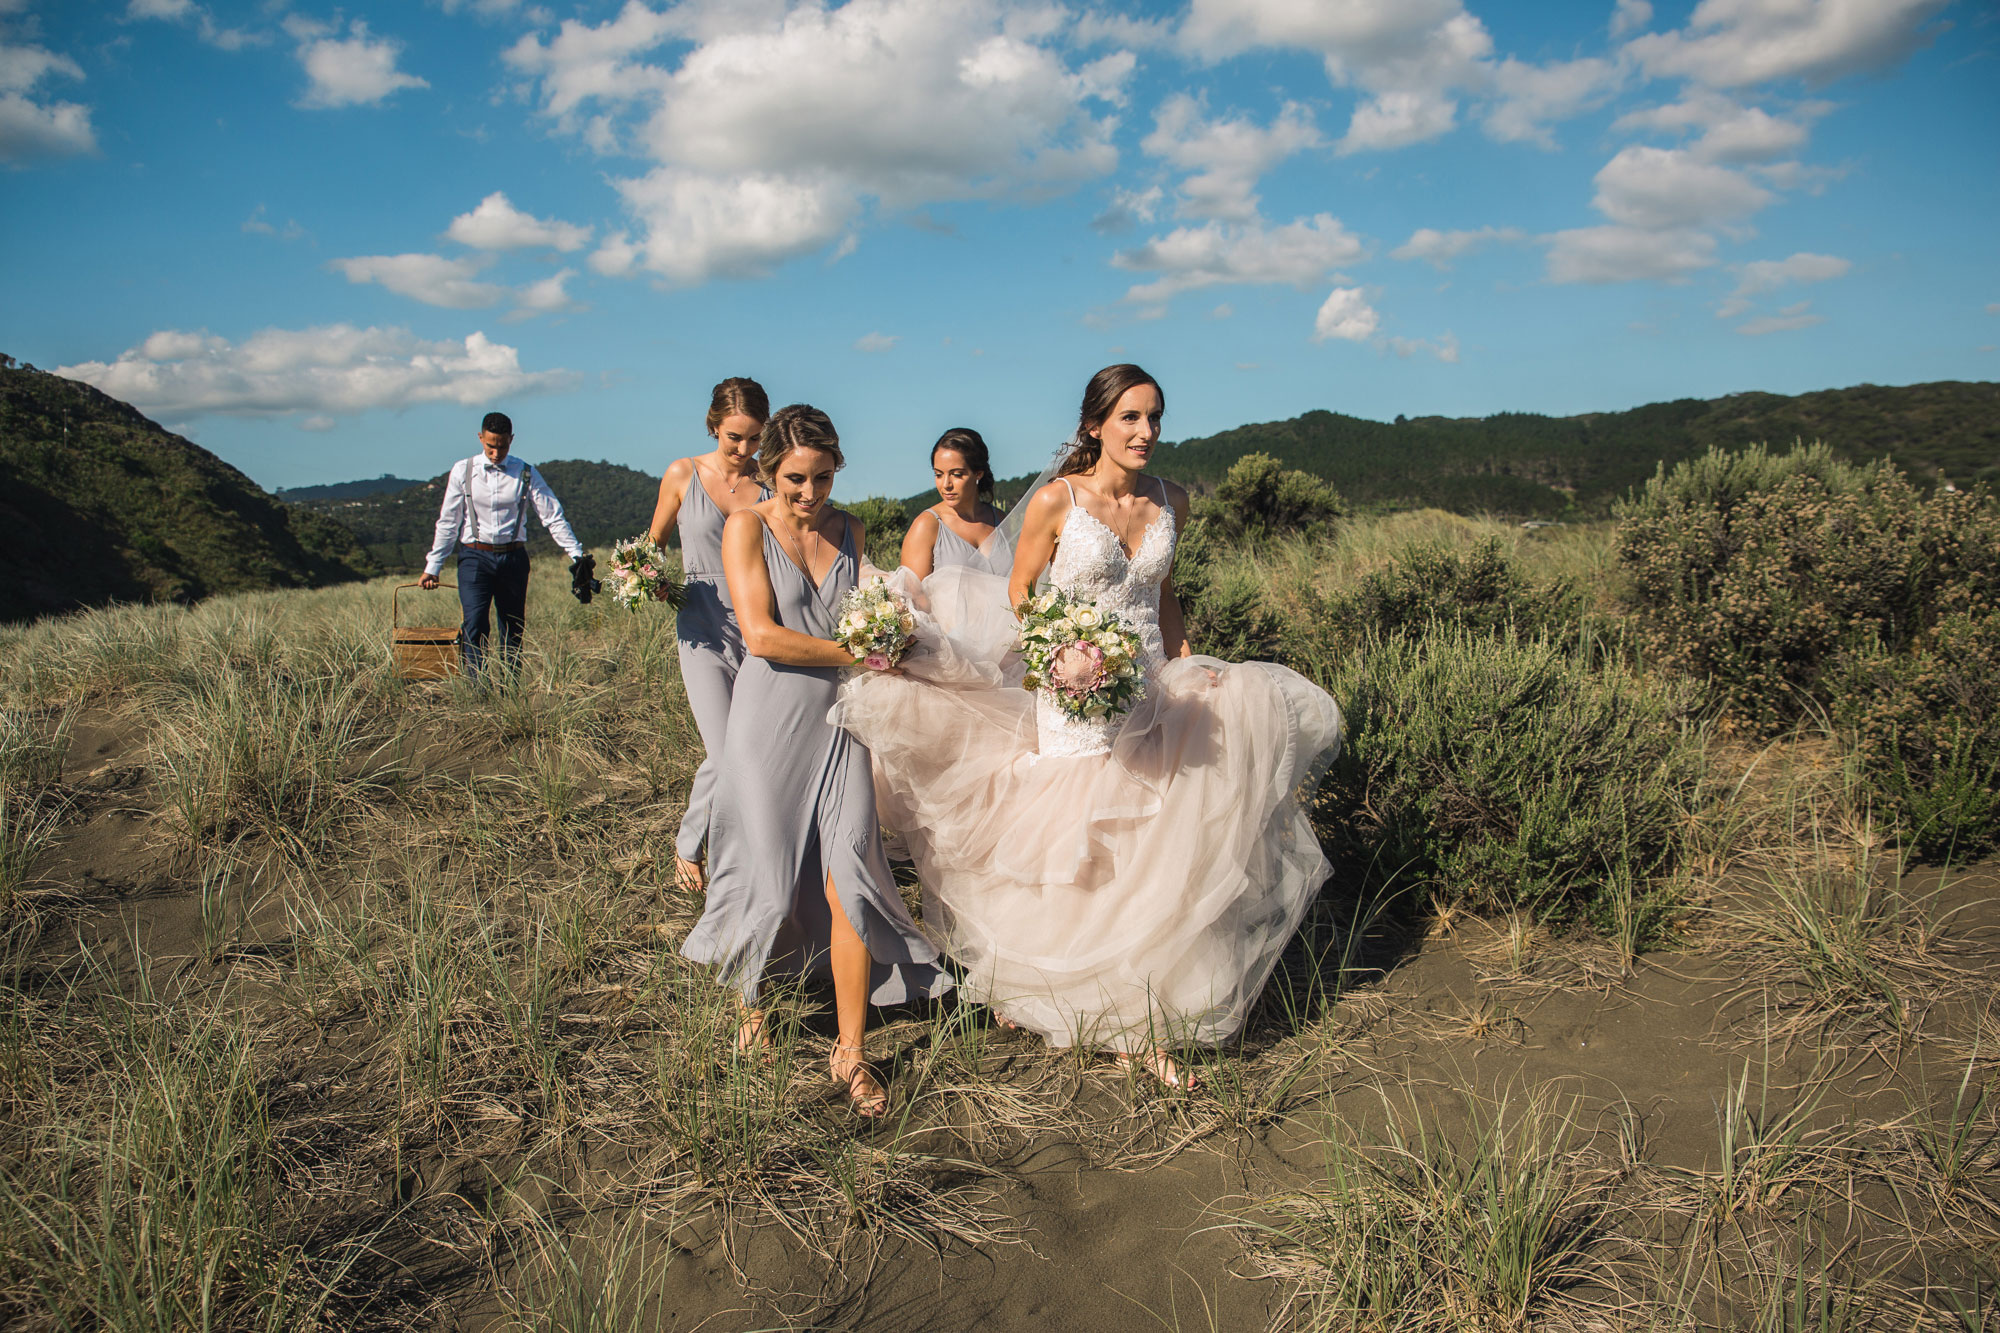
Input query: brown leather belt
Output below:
<box><xmin>465</xmin><ymin>541</ymin><xmax>526</xmax><ymax>553</ymax></box>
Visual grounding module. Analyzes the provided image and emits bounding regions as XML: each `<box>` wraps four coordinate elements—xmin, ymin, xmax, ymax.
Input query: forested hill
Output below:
<box><xmin>277</xmin><ymin>474</ymin><xmax>423</xmax><ymax>503</ymax></box>
<box><xmin>299</xmin><ymin>459</ymin><xmax>662</xmax><ymax>570</ymax></box>
<box><xmin>1142</xmin><ymin>380</ymin><xmax>1999</xmax><ymax>518</ymax></box>
<box><xmin>0</xmin><ymin>360</ymin><xmax>373</xmax><ymax>623</ymax></box>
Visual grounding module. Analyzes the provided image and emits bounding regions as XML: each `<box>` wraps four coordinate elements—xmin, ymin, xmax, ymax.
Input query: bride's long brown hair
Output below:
<box><xmin>1057</xmin><ymin>364</ymin><xmax>1164</xmax><ymax>478</ymax></box>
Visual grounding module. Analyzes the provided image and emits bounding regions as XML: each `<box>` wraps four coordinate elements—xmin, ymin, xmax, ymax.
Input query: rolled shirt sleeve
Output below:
<box><xmin>527</xmin><ymin>466</ymin><xmax>585</xmax><ymax>561</ymax></box>
<box><xmin>424</xmin><ymin>463</ymin><xmax>468</xmax><ymax>577</ymax></box>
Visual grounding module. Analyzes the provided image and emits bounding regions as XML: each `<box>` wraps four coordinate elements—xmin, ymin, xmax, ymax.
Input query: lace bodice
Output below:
<box><xmin>1036</xmin><ymin>484</ymin><xmax>1175</xmax><ymax>758</ymax></box>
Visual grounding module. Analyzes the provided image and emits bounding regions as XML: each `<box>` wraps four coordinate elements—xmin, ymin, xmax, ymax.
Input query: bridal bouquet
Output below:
<box><xmin>836</xmin><ymin>576</ymin><xmax>915</xmax><ymax>671</ymax></box>
<box><xmin>606</xmin><ymin>536</ymin><xmax>685</xmax><ymax>611</ymax></box>
<box><xmin>1016</xmin><ymin>589</ymin><xmax>1145</xmax><ymax>720</ymax></box>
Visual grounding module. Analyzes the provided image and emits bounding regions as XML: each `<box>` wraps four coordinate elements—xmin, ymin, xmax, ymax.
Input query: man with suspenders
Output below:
<box><xmin>419</xmin><ymin>411</ymin><xmax>590</xmax><ymax>676</ymax></box>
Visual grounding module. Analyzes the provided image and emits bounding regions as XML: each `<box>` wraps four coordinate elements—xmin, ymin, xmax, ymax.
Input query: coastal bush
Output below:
<box><xmin>1193</xmin><ymin>452</ymin><xmax>1346</xmax><ymax>546</ymax></box>
<box><xmin>842</xmin><ymin>495</ymin><xmax>911</xmax><ymax>571</ymax></box>
<box><xmin>1615</xmin><ymin>444</ymin><xmax>2000</xmax><ymax>730</ymax></box>
<box><xmin>1315</xmin><ymin>537</ymin><xmax>1583</xmax><ymax>656</ymax></box>
<box><xmin>1316</xmin><ymin>627</ymin><xmax>1704</xmax><ymax>925</ymax></box>
<box><xmin>1832</xmin><ymin>611</ymin><xmax>2000</xmax><ymax>860</ymax></box>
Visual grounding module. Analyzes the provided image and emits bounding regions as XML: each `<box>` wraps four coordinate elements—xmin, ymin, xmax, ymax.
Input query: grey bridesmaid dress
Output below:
<box><xmin>682</xmin><ymin>512</ymin><xmax>952</xmax><ymax>1006</ymax></box>
<box><xmin>673</xmin><ymin>473</ymin><xmax>767</xmax><ymax>865</ymax></box>
<box><xmin>929</xmin><ymin>518</ymin><xmax>1010</xmax><ymax>576</ymax></box>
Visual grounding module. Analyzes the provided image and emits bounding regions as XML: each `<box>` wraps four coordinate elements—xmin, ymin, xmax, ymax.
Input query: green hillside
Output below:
<box><xmin>277</xmin><ymin>474</ymin><xmax>423</xmax><ymax>502</ymax></box>
<box><xmin>0</xmin><ymin>360</ymin><xmax>373</xmax><ymax>623</ymax></box>
<box><xmin>892</xmin><ymin>380</ymin><xmax>1999</xmax><ymax>520</ymax></box>
<box><xmin>1141</xmin><ymin>380</ymin><xmax>2000</xmax><ymax>518</ymax></box>
<box><xmin>301</xmin><ymin>459</ymin><xmax>664</xmax><ymax>570</ymax></box>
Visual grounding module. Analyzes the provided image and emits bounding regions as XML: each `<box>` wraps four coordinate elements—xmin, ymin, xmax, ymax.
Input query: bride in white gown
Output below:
<box><xmin>833</xmin><ymin>365</ymin><xmax>1343</xmax><ymax>1085</ymax></box>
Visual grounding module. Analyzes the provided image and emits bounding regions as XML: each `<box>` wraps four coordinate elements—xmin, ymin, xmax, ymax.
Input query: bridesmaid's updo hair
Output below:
<box><xmin>931</xmin><ymin>427</ymin><xmax>995</xmax><ymax>500</ymax></box>
<box><xmin>1057</xmin><ymin>363</ymin><xmax>1164</xmax><ymax>478</ymax></box>
<box><xmin>756</xmin><ymin>404</ymin><xmax>843</xmax><ymax>484</ymax></box>
<box><xmin>705</xmin><ymin>376</ymin><xmax>770</xmax><ymax>435</ymax></box>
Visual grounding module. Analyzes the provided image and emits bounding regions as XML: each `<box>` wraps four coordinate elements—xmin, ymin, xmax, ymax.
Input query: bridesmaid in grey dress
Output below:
<box><xmin>899</xmin><ymin>427</ymin><xmax>1010</xmax><ymax>579</ymax></box>
<box><xmin>645</xmin><ymin>377</ymin><xmax>770</xmax><ymax>895</ymax></box>
<box><xmin>682</xmin><ymin>404</ymin><xmax>950</xmax><ymax>1116</ymax></box>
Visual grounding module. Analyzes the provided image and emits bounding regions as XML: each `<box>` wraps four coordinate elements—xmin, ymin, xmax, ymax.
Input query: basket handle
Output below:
<box><xmin>393</xmin><ymin>581</ymin><xmax>455</xmax><ymax>630</ymax></box>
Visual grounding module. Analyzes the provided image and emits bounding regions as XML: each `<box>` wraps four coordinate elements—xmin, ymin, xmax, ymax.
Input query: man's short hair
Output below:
<box><xmin>482</xmin><ymin>411</ymin><xmax>513</xmax><ymax>436</ymax></box>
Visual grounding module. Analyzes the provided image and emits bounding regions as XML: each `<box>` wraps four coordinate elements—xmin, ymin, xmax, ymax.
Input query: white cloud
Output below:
<box><xmin>241</xmin><ymin>205</ymin><xmax>306</xmax><ymax>240</ymax></box>
<box><xmin>1736</xmin><ymin>300</ymin><xmax>1823</xmax><ymax>335</ymax></box>
<box><xmin>1626</xmin><ymin>0</ymin><xmax>1951</xmax><ymax>88</ymax></box>
<box><xmin>1340</xmin><ymin>86</ymin><xmax>1460</xmax><ymax>154</ymax></box>
<box><xmin>1483</xmin><ymin>56</ymin><xmax>1619</xmax><ymax>147</ymax></box>
<box><xmin>1613</xmin><ymin>90</ymin><xmax>1821</xmax><ymax>163</ymax></box>
<box><xmin>445</xmin><ymin>192</ymin><xmax>592</xmax><ymax>252</ymax></box>
<box><xmin>1112</xmin><ymin>213</ymin><xmax>1367</xmax><ymax>307</ymax></box>
<box><xmin>330</xmin><ymin>253</ymin><xmax>506</xmax><ymax>309</ymax></box>
<box><xmin>1591</xmin><ymin>145</ymin><xmax>1771</xmax><ymax>230</ymax></box>
<box><xmin>0</xmin><ymin>41</ymin><xmax>95</xmax><ymax>162</ymax></box>
<box><xmin>510</xmin><ymin>268</ymin><xmax>580</xmax><ymax>318</ymax></box>
<box><xmin>1141</xmin><ymin>94</ymin><xmax>1318</xmax><ymax>220</ymax></box>
<box><xmin>1717</xmin><ymin>251</ymin><xmax>1850</xmax><ymax>317</ymax></box>
<box><xmin>1313</xmin><ymin>287</ymin><xmax>1379</xmax><ymax>342</ymax></box>
<box><xmin>601</xmin><ymin>167</ymin><xmax>855</xmax><ymax>283</ymax></box>
<box><xmin>56</xmin><ymin>326</ymin><xmax>579</xmax><ymax>420</ymax></box>
<box><xmin>1091</xmin><ymin>184</ymin><xmax>1164</xmax><ymax>234</ymax></box>
<box><xmin>1609</xmin><ymin>0</ymin><xmax>1652</xmax><ymax>38</ymax></box>
<box><xmin>507</xmin><ymin>0</ymin><xmax>1128</xmax><ymax>284</ymax></box>
<box><xmin>1391</xmin><ymin>224</ymin><xmax>1524</xmax><ymax>268</ymax></box>
<box><xmin>124</xmin><ymin>0</ymin><xmax>259</xmax><ymax>50</ymax></box>
<box><xmin>1545</xmin><ymin>225</ymin><xmax>1717</xmax><ymax>283</ymax></box>
<box><xmin>853</xmin><ymin>331</ymin><xmax>899</xmax><ymax>352</ymax></box>
<box><xmin>1388</xmin><ymin>332</ymin><xmax>1460</xmax><ymax>361</ymax></box>
<box><xmin>291</xmin><ymin>19</ymin><xmax>428</xmax><ymax>109</ymax></box>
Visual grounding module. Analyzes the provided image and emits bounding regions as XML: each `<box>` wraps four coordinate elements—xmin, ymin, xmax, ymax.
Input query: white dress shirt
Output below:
<box><xmin>424</xmin><ymin>454</ymin><xmax>585</xmax><ymax>576</ymax></box>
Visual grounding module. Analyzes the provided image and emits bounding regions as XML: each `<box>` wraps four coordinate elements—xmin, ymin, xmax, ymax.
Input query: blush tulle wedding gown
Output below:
<box><xmin>832</xmin><ymin>480</ymin><xmax>1343</xmax><ymax>1052</ymax></box>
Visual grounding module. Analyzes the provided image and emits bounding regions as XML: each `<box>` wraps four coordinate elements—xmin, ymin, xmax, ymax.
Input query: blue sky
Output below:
<box><xmin>2</xmin><ymin>0</ymin><xmax>1995</xmax><ymax>501</ymax></box>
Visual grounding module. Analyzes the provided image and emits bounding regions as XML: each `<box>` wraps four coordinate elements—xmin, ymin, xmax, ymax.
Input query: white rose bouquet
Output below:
<box><xmin>1015</xmin><ymin>588</ymin><xmax>1146</xmax><ymax>721</ymax></box>
<box><xmin>607</xmin><ymin>536</ymin><xmax>686</xmax><ymax>611</ymax></box>
<box><xmin>834</xmin><ymin>575</ymin><xmax>915</xmax><ymax>671</ymax></box>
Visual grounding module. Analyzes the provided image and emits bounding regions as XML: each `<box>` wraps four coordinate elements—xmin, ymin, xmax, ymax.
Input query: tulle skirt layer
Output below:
<box><xmin>832</xmin><ymin>577</ymin><xmax>1343</xmax><ymax>1051</ymax></box>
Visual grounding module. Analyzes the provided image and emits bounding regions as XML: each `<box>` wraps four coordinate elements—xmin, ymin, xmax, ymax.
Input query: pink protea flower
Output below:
<box><xmin>1048</xmin><ymin>640</ymin><xmax>1106</xmax><ymax>695</ymax></box>
<box><xmin>863</xmin><ymin>652</ymin><xmax>893</xmax><ymax>671</ymax></box>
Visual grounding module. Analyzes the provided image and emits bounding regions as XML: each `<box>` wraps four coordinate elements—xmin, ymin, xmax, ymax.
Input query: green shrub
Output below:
<box><xmin>1316</xmin><ymin>628</ymin><xmax>1704</xmax><ymax>925</ymax></box>
<box><xmin>1193</xmin><ymin>452</ymin><xmax>1345</xmax><ymax>546</ymax></box>
<box><xmin>1173</xmin><ymin>518</ymin><xmax>1285</xmax><ymax>661</ymax></box>
<box><xmin>1615</xmin><ymin>444</ymin><xmax>2000</xmax><ymax>730</ymax></box>
<box><xmin>1317</xmin><ymin>537</ymin><xmax>1582</xmax><ymax>655</ymax></box>
<box><xmin>841</xmin><ymin>496</ymin><xmax>911</xmax><ymax>571</ymax></box>
<box><xmin>1833</xmin><ymin>611</ymin><xmax>2000</xmax><ymax>860</ymax></box>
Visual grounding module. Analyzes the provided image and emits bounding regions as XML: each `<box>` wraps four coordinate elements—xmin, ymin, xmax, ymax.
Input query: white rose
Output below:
<box><xmin>1073</xmin><ymin>606</ymin><xmax>1101</xmax><ymax>629</ymax></box>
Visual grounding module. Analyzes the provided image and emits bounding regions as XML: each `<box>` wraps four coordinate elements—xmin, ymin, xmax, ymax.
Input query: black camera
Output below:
<box><xmin>570</xmin><ymin>554</ymin><xmax>601</xmax><ymax>604</ymax></box>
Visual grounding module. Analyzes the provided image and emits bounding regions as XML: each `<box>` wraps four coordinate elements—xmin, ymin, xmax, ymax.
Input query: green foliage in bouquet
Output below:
<box><xmin>1316</xmin><ymin>627</ymin><xmax>1704</xmax><ymax>926</ymax></box>
<box><xmin>1832</xmin><ymin>610</ymin><xmax>2000</xmax><ymax>860</ymax></box>
<box><xmin>1614</xmin><ymin>443</ymin><xmax>2000</xmax><ymax>732</ymax></box>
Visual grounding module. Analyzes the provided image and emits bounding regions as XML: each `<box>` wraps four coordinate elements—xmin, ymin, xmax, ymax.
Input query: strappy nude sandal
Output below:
<box><xmin>830</xmin><ymin>1042</ymin><xmax>889</xmax><ymax>1118</ymax></box>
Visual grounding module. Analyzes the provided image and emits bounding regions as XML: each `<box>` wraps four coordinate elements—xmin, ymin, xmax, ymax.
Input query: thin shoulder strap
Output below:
<box><xmin>1060</xmin><ymin>478</ymin><xmax>1076</xmax><ymax>503</ymax></box>
<box><xmin>1153</xmin><ymin>475</ymin><xmax>1165</xmax><ymax>504</ymax></box>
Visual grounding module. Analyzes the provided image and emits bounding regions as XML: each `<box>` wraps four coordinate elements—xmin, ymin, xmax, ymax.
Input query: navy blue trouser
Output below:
<box><xmin>457</xmin><ymin>546</ymin><xmax>530</xmax><ymax>675</ymax></box>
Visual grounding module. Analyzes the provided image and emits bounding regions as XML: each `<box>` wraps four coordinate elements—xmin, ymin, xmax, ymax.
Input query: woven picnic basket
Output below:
<box><xmin>391</xmin><ymin>583</ymin><xmax>460</xmax><ymax>680</ymax></box>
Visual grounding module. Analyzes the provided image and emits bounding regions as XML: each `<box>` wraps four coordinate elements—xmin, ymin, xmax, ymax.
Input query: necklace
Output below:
<box><xmin>781</xmin><ymin>516</ymin><xmax>820</xmax><ymax>585</ymax></box>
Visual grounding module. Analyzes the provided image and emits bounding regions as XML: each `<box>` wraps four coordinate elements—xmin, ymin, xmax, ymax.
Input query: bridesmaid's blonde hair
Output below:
<box><xmin>756</xmin><ymin>404</ymin><xmax>843</xmax><ymax>484</ymax></box>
